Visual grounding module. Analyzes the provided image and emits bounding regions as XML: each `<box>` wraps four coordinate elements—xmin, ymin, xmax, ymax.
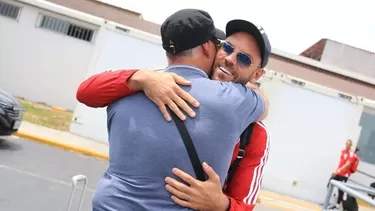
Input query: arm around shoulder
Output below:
<box><xmin>76</xmin><ymin>69</ymin><xmax>139</xmax><ymax>107</ymax></box>
<box><xmin>248</xmin><ymin>84</ymin><xmax>268</xmax><ymax>122</ymax></box>
<box><xmin>220</xmin><ymin>82</ymin><xmax>268</xmax><ymax>128</ymax></box>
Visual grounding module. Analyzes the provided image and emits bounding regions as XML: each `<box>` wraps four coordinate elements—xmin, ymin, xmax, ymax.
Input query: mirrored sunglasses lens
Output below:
<box><xmin>222</xmin><ymin>42</ymin><xmax>234</xmax><ymax>55</ymax></box>
<box><xmin>237</xmin><ymin>53</ymin><xmax>251</xmax><ymax>67</ymax></box>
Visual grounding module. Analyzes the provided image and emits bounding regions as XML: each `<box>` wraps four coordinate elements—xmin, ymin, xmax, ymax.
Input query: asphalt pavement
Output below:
<box><xmin>0</xmin><ymin>136</ymin><xmax>284</xmax><ymax>211</ymax></box>
<box><xmin>0</xmin><ymin>136</ymin><xmax>108</xmax><ymax>211</ymax></box>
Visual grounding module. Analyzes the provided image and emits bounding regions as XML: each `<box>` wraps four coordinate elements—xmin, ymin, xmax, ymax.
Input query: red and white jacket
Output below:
<box><xmin>76</xmin><ymin>69</ymin><xmax>271</xmax><ymax>211</ymax></box>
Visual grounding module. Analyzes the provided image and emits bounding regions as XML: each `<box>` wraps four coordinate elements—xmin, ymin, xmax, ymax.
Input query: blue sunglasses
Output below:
<box><xmin>220</xmin><ymin>42</ymin><xmax>259</xmax><ymax>68</ymax></box>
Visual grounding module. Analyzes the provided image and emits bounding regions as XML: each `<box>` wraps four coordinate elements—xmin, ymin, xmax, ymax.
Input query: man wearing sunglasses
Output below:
<box><xmin>78</xmin><ymin>18</ymin><xmax>271</xmax><ymax>211</ymax></box>
<box><xmin>88</xmin><ymin>9</ymin><xmax>268</xmax><ymax>211</ymax></box>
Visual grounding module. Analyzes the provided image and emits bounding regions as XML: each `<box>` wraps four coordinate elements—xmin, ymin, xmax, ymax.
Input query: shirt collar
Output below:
<box><xmin>165</xmin><ymin>64</ymin><xmax>209</xmax><ymax>79</ymax></box>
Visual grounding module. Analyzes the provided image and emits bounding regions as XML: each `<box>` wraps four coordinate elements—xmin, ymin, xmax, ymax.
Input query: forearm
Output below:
<box><xmin>253</xmin><ymin>88</ymin><xmax>268</xmax><ymax>121</ymax></box>
<box><xmin>224</xmin><ymin>172</ymin><xmax>262</xmax><ymax>211</ymax></box>
<box><xmin>337</xmin><ymin>162</ymin><xmax>351</xmax><ymax>173</ymax></box>
<box><xmin>224</xmin><ymin>161</ymin><xmax>265</xmax><ymax>211</ymax></box>
<box><xmin>244</xmin><ymin>83</ymin><xmax>268</xmax><ymax>122</ymax></box>
<box><xmin>224</xmin><ymin>125</ymin><xmax>269</xmax><ymax>211</ymax></box>
<box><xmin>126</xmin><ymin>69</ymin><xmax>150</xmax><ymax>91</ymax></box>
<box><xmin>215</xmin><ymin>194</ymin><xmax>230</xmax><ymax>211</ymax></box>
<box><xmin>228</xmin><ymin>196</ymin><xmax>256</xmax><ymax>211</ymax></box>
<box><xmin>76</xmin><ymin>69</ymin><xmax>138</xmax><ymax>107</ymax></box>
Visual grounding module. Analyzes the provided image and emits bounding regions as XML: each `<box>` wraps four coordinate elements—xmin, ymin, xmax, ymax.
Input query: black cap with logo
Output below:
<box><xmin>161</xmin><ymin>9</ymin><xmax>226</xmax><ymax>54</ymax></box>
<box><xmin>226</xmin><ymin>19</ymin><xmax>272</xmax><ymax>68</ymax></box>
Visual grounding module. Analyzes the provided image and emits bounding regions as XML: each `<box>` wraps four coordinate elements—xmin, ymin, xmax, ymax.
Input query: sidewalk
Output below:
<box><xmin>13</xmin><ymin>121</ymin><xmax>375</xmax><ymax>211</ymax></box>
<box><xmin>259</xmin><ymin>191</ymin><xmax>374</xmax><ymax>211</ymax></box>
<box><xmin>15</xmin><ymin>121</ymin><xmax>109</xmax><ymax>159</ymax></box>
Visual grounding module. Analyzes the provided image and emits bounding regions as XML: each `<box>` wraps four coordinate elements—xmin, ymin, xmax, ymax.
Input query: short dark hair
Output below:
<box><xmin>165</xmin><ymin>47</ymin><xmax>197</xmax><ymax>62</ymax></box>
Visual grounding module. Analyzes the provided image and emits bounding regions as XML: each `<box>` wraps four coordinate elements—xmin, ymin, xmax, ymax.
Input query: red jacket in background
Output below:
<box><xmin>336</xmin><ymin>149</ymin><xmax>356</xmax><ymax>177</ymax></box>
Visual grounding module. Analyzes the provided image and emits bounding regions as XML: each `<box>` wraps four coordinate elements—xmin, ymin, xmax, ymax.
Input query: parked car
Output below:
<box><xmin>0</xmin><ymin>89</ymin><xmax>25</xmax><ymax>136</ymax></box>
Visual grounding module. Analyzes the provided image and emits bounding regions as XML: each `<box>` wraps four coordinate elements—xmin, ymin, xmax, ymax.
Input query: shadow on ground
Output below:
<box><xmin>0</xmin><ymin>138</ymin><xmax>23</xmax><ymax>151</ymax></box>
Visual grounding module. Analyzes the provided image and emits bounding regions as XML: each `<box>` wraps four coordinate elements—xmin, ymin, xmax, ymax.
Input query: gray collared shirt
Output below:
<box><xmin>92</xmin><ymin>65</ymin><xmax>265</xmax><ymax>211</ymax></box>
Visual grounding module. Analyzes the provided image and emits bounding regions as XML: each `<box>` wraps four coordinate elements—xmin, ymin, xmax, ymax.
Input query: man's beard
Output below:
<box><xmin>208</xmin><ymin>60</ymin><xmax>216</xmax><ymax>80</ymax></box>
<box><xmin>208</xmin><ymin>67</ymin><xmax>254</xmax><ymax>85</ymax></box>
<box><xmin>208</xmin><ymin>67</ymin><xmax>214</xmax><ymax>79</ymax></box>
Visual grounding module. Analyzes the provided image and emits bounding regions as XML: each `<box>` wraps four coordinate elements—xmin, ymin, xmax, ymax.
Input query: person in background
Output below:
<box><xmin>328</xmin><ymin>139</ymin><xmax>357</xmax><ymax>210</ymax></box>
<box><xmin>350</xmin><ymin>147</ymin><xmax>360</xmax><ymax>174</ymax></box>
<box><xmin>77</xmin><ymin>19</ymin><xmax>271</xmax><ymax>211</ymax></box>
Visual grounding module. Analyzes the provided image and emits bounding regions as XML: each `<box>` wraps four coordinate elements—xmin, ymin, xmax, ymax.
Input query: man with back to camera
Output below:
<box><xmin>78</xmin><ymin>19</ymin><xmax>272</xmax><ymax>211</ymax></box>
<box><xmin>91</xmin><ymin>9</ymin><xmax>268</xmax><ymax>211</ymax></box>
<box><xmin>351</xmin><ymin>147</ymin><xmax>360</xmax><ymax>174</ymax></box>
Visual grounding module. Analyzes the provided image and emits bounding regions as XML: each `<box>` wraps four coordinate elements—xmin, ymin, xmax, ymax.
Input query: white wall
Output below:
<box><xmin>0</xmin><ymin>0</ymin><xmax>98</xmax><ymax>110</ymax></box>
<box><xmin>259</xmin><ymin>75</ymin><xmax>363</xmax><ymax>203</ymax></box>
<box><xmin>321</xmin><ymin>40</ymin><xmax>375</xmax><ymax>79</ymax></box>
<box><xmin>69</xmin><ymin>27</ymin><xmax>168</xmax><ymax>143</ymax></box>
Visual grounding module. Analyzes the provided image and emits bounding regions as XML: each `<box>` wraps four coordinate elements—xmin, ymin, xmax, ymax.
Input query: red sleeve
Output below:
<box><xmin>224</xmin><ymin>122</ymin><xmax>270</xmax><ymax>211</ymax></box>
<box><xmin>344</xmin><ymin>151</ymin><xmax>357</xmax><ymax>165</ymax></box>
<box><xmin>76</xmin><ymin>69</ymin><xmax>139</xmax><ymax>108</ymax></box>
<box><xmin>351</xmin><ymin>155</ymin><xmax>359</xmax><ymax>171</ymax></box>
<box><xmin>349</xmin><ymin>154</ymin><xmax>357</xmax><ymax>163</ymax></box>
<box><xmin>347</xmin><ymin>152</ymin><xmax>357</xmax><ymax>166</ymax></box>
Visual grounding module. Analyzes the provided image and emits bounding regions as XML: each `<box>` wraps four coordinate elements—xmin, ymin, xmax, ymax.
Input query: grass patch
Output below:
<box><xmin>17</xmin><ymin>98</ymin><xmax>73</xmax><ymax>131</ymax></box>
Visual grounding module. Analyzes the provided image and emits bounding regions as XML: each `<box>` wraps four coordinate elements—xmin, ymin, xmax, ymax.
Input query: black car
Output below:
<box><xmin>0</xmin><ymin>89</ymin><xmax>25</xmax><ymax>136</ymax></box>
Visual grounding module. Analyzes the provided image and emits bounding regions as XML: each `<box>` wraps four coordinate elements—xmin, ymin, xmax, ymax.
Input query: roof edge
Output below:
<box><xmin>271</xmin><ymin>48</ymin><xmax>375</xmax><ymax>86</ymax></box>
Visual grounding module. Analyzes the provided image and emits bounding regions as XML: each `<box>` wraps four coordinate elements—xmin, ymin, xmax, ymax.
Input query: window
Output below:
<box><xmin>39</xmin><ymin>15</ymin><xmax>94</xmax><ymax>42</ymax></box>
<box><xmin>357</xmin><ymin>107</ymin><xmax>375</xmax><ymax>164</ymax></box>
<box><xmin>0</xmin><ymin>1</ymin><xmax>21</xmax><ymax>20</ymax></box>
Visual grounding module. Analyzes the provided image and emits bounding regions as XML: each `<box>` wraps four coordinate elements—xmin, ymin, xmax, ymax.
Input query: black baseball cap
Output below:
<box><xmin>161</xmin><ymin>9</ymin><xmax>226</xmax><ymax>54</ymax></box>
<box><xmin>226</xmin><ymin>19</ymin><xmax>272</xmax><ymax>68</ymax></box>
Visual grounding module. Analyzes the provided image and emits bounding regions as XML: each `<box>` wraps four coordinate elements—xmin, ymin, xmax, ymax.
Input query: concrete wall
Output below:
<box><xmin>69</xmin><ymin>26</ymin><xmax>167</xmax><ymax>143</ymax></box>
<box><xmin>258</xmin><ymin>72</ymin><xmax>373</xmax><ymax>203</ymax></box>
<box><xmin>321</xmin><ymin>40</ymin><xmax>375</xmax><ymax>79</ymax></box>
<box><xmin>0</xmin><ymin>0</ymin><xmax>97</xmax><ymax>110</ymax></box>
<box><xmin>267</xmin><ymin>54</ymin><xmax>375</xmax><ymax>101</ymax></box>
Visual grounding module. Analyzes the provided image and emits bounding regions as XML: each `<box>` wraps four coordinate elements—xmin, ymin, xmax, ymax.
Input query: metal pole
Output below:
<box><xmin>322</xmin><ymin>183</ymin><xmax>334</xmax><ymax>210</ymax></box>
<box><xmin>344</xmin><ymin>183</ymin><xmax>375</xmax><ymax>195</ymax></box>
<box><xmin>330</xmin><ymin>180</ymin><xmax>375</xmax><ymax>207</ymax></box>
<box><xmin>356</xmin><ymin>170</ymin><xmax>375</xmax><ymax>180</ymax></box>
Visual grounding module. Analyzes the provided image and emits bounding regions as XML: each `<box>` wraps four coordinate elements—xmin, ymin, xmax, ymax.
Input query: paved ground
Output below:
<box><xmin>255</xmin><ymin>204</ymin><xmax>285</xmax><ymax>211</ymax></box>
<box><xmin>0</xmin><ymin>136</ymin><xmax>108</xmax><ymax>211</ymax></box>
<box><xmin>0</xmin><ymin>136</ymin><xmax>285</xmax><ymax>211</ymax></box>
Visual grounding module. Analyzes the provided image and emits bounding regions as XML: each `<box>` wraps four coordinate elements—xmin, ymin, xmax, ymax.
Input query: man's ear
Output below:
<box><xmin>250</xmin><ymin>68</ymin><xmax>265</xmax><ymax>83</ymax></box>
<box><xmin>200</xmin><ymin>41</ymin><xmax>212</xmax><ymax>58</ymax></box>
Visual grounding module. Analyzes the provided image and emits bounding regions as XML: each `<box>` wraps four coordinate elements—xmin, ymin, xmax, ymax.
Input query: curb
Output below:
<box><xmin>14</xmin><ymin>131</ymin><xmax>109</xmax><ymax>160</ymax></box>
<box><xmin>51</xmin><ymin>106</ymin><xmax>67</xmax><ymax>112</ymax></box>
<box><xmin>258</xmin><ymin>195</ymin><xmax>320</xmax><ymax>211</ymax></box>
<box><xmin>357</xmin><ymin>199</ymin><xmax>372</xmax><ymax>208</ymax></box>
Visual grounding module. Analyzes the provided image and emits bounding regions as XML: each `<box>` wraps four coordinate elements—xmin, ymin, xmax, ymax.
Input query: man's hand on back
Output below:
<box><xmin>128</xmin><ymin>70</ymin><xmax>200</xmax><ymax>121</ymax></box>
<box><xmin>165</xmin><ymin>162</ymin><xmax>229</xmax><ymax>211</ymax></box>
